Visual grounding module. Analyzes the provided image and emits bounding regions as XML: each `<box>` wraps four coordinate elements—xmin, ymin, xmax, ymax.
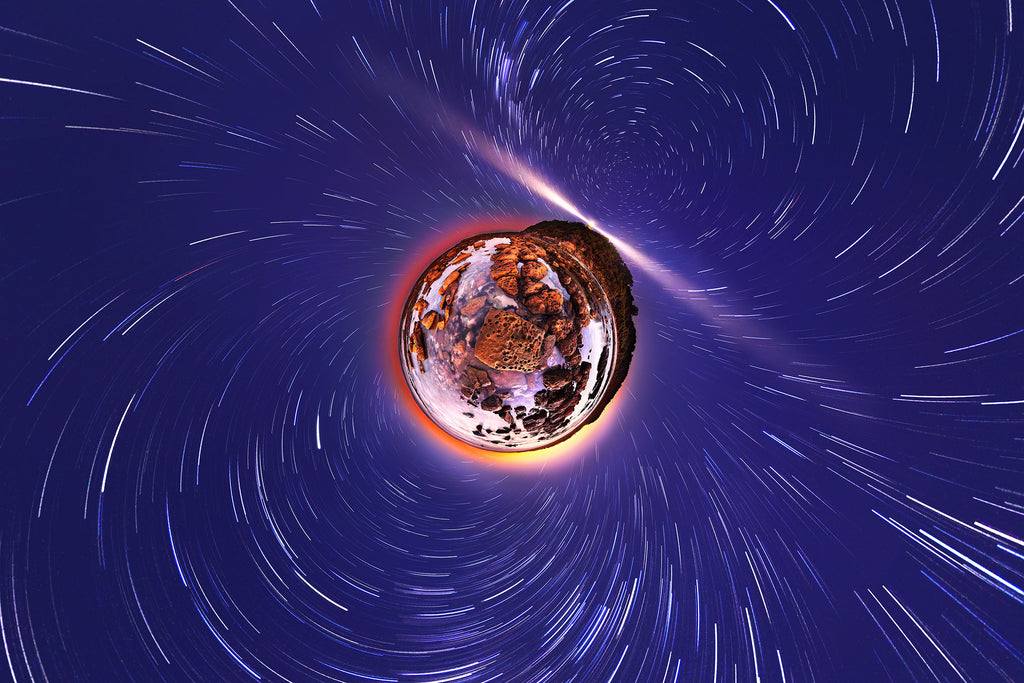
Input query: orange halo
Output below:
<box><xmin>381</xmin><ymin>214</ymin><xmax>625</xmax><ymax>469</ymax></box>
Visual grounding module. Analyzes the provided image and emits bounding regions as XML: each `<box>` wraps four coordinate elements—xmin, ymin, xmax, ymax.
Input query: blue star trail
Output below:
<box><xmin>1</xmin><ymin>1</ymin><xmax>1022</xmax><ymax>681</ymax></box>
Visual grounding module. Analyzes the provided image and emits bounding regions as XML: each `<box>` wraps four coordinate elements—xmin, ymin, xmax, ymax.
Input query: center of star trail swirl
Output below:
<box><xmin>1</xmin><ymin>1</ymin><xmax>1023</xmax><ymax>681</ymax></box>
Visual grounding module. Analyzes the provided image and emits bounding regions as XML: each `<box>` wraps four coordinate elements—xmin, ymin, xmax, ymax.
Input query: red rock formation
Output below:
<box><xmin>410</xmin><ymin>323</ymin><xmax>427</xmax><ymax>361</ymax></box>
<box><xmin>474</xmin><ymin>308</ymin><xmax>545</xmax><ymax>372</ymax></box>
<box><xmin>520</xmin><ymin>261</ymin><xmax>547</xmax><ymax>280</ymax></box>
<box><xmin>490</xmin><ymin>260</ymin><xmax>518</xmax><ymax>279</ymax></box>
<box><xmin>440</xmin><ymin>266</ymin><xmax>466</xmax><ymax>295</ymax></box>
<box><xmin>495</xmin><ymin>275</ymin><xmax>518</xmax><ymax>298</ymax></box>
<box><xmin>547</xmin><ymin>317</ymin><xmax>574</xmax><ymax>340</ymax></box>
<box><xmin>421</xmin><ymin>310</ymin><xmax>440</xmax><ymax>330</ymax></box>
<box><xmin>521</xmin><ymin>280</ymin><xmax>546</xmax><ymax>297</ymax></box>
<box><xmin>525</xmin><ymin>288</ymin><xmax>562</xmax><ymax>315</ymax></box>
<box><xmin>556</xmin><ymin>333</ymin><xmax>578</xmax><ymax>357</ymax></box>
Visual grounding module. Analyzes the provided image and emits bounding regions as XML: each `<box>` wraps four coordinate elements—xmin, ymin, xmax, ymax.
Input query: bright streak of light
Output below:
<box><xmin>382</xmin><ymin>66</ymin><xmax>730</xmax><ymax>327</ymax></box>
<box><xmin>412</xmin><ymin>89</ymin><xmax>780</xmax><ymax>353</ymax></box>
<box><xmin>467</xmin><ymin>131</ymin><xmax>738</xmax><ymax>327</ymax></box>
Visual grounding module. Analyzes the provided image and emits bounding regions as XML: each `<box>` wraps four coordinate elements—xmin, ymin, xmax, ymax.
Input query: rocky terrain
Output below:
<box><xmin>400</xmin><ymin>221</ymin><xmax>636</xmax><ymax>450</ymax></box>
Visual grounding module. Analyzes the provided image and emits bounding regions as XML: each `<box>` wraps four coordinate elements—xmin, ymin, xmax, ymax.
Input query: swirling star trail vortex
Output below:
<box><xmin>2</xmin><ymin>1</ymin><xmax>1023</xmax><ymax>681</ymax></box>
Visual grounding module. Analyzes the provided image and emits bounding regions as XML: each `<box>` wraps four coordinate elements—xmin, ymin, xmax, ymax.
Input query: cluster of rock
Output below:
<box><xmin>399</xmin><ymin>220</ymin><xmax>636</xmax><ymax>451</ymax></box>
<box><xmin>458</xmin><ymin>236</ymin><xmax>599</xmax><ymax>441</ymax></box>
<box><xmin>407</xmin><ymin>244</ymin><xmax>480</xmax><ymax>371</ymax></box>
<box><xmin>522</xmin><ymin>222</ymin><xmax>637</xmax><ymax>427</ymax></box>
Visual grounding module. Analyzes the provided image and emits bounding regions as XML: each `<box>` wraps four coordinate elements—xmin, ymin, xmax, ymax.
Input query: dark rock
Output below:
<box><xmin>556</xmin><ymin>333</ymin><xmax>578</xmax><ymax>357</ymax></box>
<box><xmin>461</xmin><ymin>366</ymin><xmax>492</xmax><ymax>392</ymax></box>
<box><xmin>480</xmin><ymin>395</ymin><xmax>503</xmax><ymax>412</ymax></box>
<box><xmin>522</xmin><ymin>410</ymin><xmax>547</xmax><ymax>430</ymax></box>
<box><xmin>543</xmin><ymin>366</ymin><xmax>572</xmax><ymax>390</ymax></box>
<box><xmin>576</xmin><ymin>361</ymin><xmax>592</xmax><ymax>383</ymax></box>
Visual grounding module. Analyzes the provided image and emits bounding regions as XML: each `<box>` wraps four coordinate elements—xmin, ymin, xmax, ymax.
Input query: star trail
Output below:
<box><xmin>1</xmin><ymin>1</ymin><xmax>1023</xmax><ymax>681</ymax></box>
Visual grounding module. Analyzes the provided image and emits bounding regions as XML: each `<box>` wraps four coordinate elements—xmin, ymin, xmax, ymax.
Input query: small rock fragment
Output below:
<box><xmin>541</xmin><ymin>334</ymin><xmax>556</xmax><ymax>359</ymax></box>
<box><xmin>480</xmin><ymin>395</ymin><xmax>503</xmax><ymax>412</ymax></box>
<box><xmin>410</xmin><ymin>323</ymin><xmax>427</xmax><ymax>361</ymax></box>
<box><xmin>421</xmin><ymin>310</ymin><xmax>440</xmax><ymax>330</ymax></box>
<box><xmin>462</xmin><ymin>296</ymin><xmax>487</xmax><ymax>316</ymax></box>
<box><xmin>462</xmin><ymin>366</ymin><xmax>492</xmax><ymax>391</ymax></box>
<box><xmin>440</xmin><ymin>266</ymin><xmax>465</xmax><ymax>295</ymax></box>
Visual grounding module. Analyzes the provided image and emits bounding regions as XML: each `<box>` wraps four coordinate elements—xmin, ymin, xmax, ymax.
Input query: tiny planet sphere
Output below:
<box><xmin>398</xmin><ymin>220</ymin><xmax>637</xmax><ymax>452</ymax></box>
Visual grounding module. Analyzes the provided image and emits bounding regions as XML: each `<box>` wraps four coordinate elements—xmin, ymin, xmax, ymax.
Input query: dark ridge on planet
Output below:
<box><xmin>398</xmin><ymin>219</ymin><xmax>637</xmax><ymax>452</ymax></box>
<box><xmin>521</xmin><ymin>220</ymin><xmax>638</xmax><ymax>428</ymax></box>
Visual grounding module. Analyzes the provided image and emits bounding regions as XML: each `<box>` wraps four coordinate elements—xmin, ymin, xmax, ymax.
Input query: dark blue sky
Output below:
<box><xmin>1</xmin><ymin>1</ymin><xmax>1023</xmax><ymax>681</ymax></box>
